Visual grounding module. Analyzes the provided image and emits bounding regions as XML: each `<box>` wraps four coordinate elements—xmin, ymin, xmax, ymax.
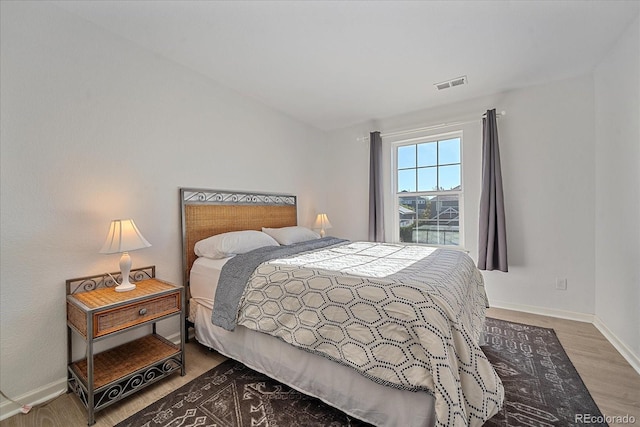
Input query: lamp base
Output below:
<box><xmin>114</xmin><ymin>251</ymin><xmax>136</xmax><ymax>292</ymax></box>
<box><xmin>115</xmin><ymin>282</ymin><xmax>136</xmax><ymax>292</ymax></box>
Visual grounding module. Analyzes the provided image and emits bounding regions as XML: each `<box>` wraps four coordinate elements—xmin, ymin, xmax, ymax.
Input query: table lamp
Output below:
<box><xmin>313</xmin><ymin>213</ymin><xmax>333</xmax><ymax>238</ymax></box>
<box><xmin>99</xmin><ymin>219</ymin><xmax>151</xmax><ymax>292</ymax></box>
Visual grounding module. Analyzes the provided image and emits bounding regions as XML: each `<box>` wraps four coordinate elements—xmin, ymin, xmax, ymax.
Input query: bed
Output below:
<box><xmin>180</xmin><ymin>188</ymin><xmax>503</xmax><ymax>427</ymax></box>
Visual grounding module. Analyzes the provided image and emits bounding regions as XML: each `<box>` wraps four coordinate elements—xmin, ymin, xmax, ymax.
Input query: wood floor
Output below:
<box><xmin>1</xmin><ymin>308</ymin><xmax>638</xmax><ymax>427</ymax></box>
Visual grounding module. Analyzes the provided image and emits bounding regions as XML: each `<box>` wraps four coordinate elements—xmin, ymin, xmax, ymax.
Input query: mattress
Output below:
<box><xmin>189</xmin><ymin>256</ymin><xmax>436</xmax><ymax>427</ymax></box>
<box><xmin>189</xmin><ymin>256</ymin><xmax>229</xmax><ymax>311</ymax></box>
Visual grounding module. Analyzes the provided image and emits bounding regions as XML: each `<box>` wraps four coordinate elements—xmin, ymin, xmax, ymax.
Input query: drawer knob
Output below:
<box><xmin>139</xmin><ymin>308</ymin><xmax>147</xmax><ymax>316</ymax></box>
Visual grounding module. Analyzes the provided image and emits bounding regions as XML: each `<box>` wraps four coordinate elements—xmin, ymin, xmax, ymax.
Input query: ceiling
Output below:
<box><xmin>54</xmin><ymin>0</ymin><xmax>639</xmax><ymax>131</ymax></box>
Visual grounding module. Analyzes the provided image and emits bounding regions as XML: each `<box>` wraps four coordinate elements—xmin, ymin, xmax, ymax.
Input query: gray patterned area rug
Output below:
<box><xmin>116</xmin><ymin>358</ymin><xmax>372</xmax><ymax>427</ymax></box>
<box><xmin>482</xmin><ymin>318</ymin><xmax>606</xmax><ymax>427</ymax></box>
<box><xmin>116</xmin><ymin>318</ymin><xmax>606</xmax><ymax>427</ymax></box>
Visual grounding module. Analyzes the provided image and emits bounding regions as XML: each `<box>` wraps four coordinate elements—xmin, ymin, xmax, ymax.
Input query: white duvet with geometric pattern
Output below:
<box><xmin>236</xmin><ymin>241</ymin><xmax>504</xmax><ymax>427</ymax></box>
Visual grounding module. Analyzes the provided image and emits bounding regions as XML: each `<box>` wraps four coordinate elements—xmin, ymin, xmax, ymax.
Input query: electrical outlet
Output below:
<box><xmin>555</xmin><ymin>278</ymin><xmax>567</xmax><ymax>290</ymax></box>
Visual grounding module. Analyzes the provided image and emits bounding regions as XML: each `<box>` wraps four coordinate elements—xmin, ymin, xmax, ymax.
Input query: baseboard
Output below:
<box><xmin>0</xmin><ymin>378</ymin><xmax>67</xmax><ymax>422</ymax></box>
<box><xmin>592</xmin><ymin>315</ymin><xmax>640</xmax><ymax>375</ymax></box>
<box><xmin>165</xmin><ymin>331</ymin><xmax>182</xmax><ymax>345</ymax></box>
<box><xmin>489</xmin><ymin>300</ymin><xmax>596</xmax><ymax>323</ymax></box>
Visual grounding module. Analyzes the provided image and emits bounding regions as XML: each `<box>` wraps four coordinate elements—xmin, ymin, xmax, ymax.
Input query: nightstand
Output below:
<box><xmin>66</xmin><ymin>266</ymin><xmax>185</xmax><ymax>425</ymax></box>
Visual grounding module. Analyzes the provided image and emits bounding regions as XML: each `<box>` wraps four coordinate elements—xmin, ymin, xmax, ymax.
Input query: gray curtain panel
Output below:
<box><xmin>368</xmin><ymin>131</ymin><xmax>384</xmax><ymax>242</ymax></box>
<box><xmin>478</xmin><ymin>109</ymin><xmax>508</xmax><ymax>271</ymax></box>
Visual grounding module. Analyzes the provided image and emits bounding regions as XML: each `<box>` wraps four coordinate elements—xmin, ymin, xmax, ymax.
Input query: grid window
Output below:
<box><xmin>396</xmin><ymin>136</ymin><xmax>462</xmax><ymax>246</ymax></box>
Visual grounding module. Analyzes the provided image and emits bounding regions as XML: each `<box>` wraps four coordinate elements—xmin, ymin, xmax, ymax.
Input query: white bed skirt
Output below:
<box><xmin>192</xmin><ymin>300</ymin><xmax>436</xmax><ymax>427</ymax></box>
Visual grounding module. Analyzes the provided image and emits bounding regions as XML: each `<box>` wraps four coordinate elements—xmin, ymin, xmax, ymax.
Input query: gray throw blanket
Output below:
<box><xmin>212</xmin><ymin>237</ymin><xmax>347</xmax><ymax>330</ymax></box>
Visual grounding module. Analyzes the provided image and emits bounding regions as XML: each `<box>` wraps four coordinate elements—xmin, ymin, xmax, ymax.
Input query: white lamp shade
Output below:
<box><xmin>313</xmin><ymin>213</ymin><xmax>333</xmax><ymax>237</ymax></box>
<box><xmin>99</xmin><ymin>219</ymin><xmax>151</xmax><ymax>254</ymax></box>
<box><xmin>313</xmin><ymin>213</ymin><xmax>333</xmax><ymax>230</ymax></box>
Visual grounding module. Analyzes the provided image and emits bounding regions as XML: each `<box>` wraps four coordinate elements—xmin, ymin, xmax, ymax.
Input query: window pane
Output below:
<box><xmin>432</xmin><ymin>195</ymin><xmax>459</xmax><ymax>246</ymax></box>
<box><xmin>415</xmin><ymin>195</ymin><xmax>431</xmax><ymax>220</ymax></box>
<box><xmin>438</xmin><ymin>164</ymin><xmax>461</xmax><ymax>190</ymax></box>
<box><xmin>415</xmin><ymin>219</ymin><xmax>438</xmax><ymax>244</ymax></box>
<box><xmin>417</xmin><ymin>167</ymin><xmax>437</xmax><ymax>191</ymax></box>
<box><xmin>397</xmin><ymin>145</ymin><xmax>416</xmax><ymax>169</ymax></box>
<box><xmin>400</xmin><ymin>226</ymin><xmax>416</xmax><ymax>243</ymax></box>
<box><xmin>414</xmin><ymin>220</ymin><xmax>428</xmax><ymax>244</ymax></box>
<box><xmin>417</xmin><ymin>142</ymin><xmax>437</xmax><ymax>167</ymax></box>
<box><xmin>438</xmin><ymin>138</ymin><xmax>460</xmax><ymax>165</ymax></box>
<box><xmin>398</xmin><ymin>196</ymin><xmax>417</xmax><ymax>243</ymax></box>
<box><xmin>398</xmin><ymin>169</ymin><xmax>416</xmax><ymax>192</ymax></box>
<box><xmin>443</xmin><ymin>229</ymin><xmax>460</xmax><ymax>245</ymax></box>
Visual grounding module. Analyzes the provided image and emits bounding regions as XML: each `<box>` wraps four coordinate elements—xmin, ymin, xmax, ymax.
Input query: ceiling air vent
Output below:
<box><xmin>435</xmin><ymin>75</ymin><xmax>467</xmax><ymax>90</ymax></box>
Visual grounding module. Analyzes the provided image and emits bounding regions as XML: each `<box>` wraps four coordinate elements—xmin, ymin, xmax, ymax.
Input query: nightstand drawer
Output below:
<box><xmin>94</xmin><ymin>292</ymin><xmax>180</xmax><ymax>337</ymax></box>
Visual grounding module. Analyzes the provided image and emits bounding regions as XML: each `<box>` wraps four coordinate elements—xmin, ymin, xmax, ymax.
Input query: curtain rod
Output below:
<box><xmin>357</xmin><ymin>110</ymin><xmax>506</xmax><ymax>142</ymax></box>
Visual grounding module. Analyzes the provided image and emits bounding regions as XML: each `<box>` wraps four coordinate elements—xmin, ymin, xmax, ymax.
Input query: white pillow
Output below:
<box><xmin>194</xmin><ymin>230</ymin><xmax>279</xmax><ymax>259</ymax></box>
<box><xmin>262</xmin><ymin>226</ymin><xmax>320</xmax><ymax>245</ymax></box>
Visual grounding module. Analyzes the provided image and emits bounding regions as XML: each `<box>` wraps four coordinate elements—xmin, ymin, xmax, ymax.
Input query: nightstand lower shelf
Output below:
<box><xmin>68</xmin><ymin>334</ymin><xmax>182</xmax><ymax>414</ymax></box>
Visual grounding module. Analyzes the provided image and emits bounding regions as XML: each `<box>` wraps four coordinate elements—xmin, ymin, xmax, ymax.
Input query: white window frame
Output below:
<box><xmin>390</xmin><ymin>130</ymin><xmax>464</xmax><ymax>248</ymax></box>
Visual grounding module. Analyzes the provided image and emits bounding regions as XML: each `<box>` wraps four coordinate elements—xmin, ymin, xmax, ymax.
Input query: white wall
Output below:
<box><xmin>0</xmin><ymin>1</ymin><xmax>327</xmax><ymax>416</ymax></box>
<box><xmin>327</xmin><ymin>75</ymin><xmax>597</xmax><ymax>317</ymax></box>
<box><xmin>594</xmin><ymin>16</ymin><xmax>640</xmax><ymax>367</ymax></box>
